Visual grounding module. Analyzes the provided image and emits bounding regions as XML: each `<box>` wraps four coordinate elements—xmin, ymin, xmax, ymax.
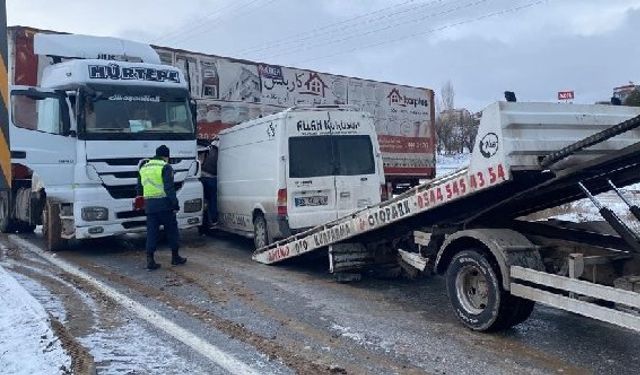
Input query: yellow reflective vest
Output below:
<box><xmin>139</xmin><ymin>159</ymin><xmax>167</xmax><ymax>198</ymax></box>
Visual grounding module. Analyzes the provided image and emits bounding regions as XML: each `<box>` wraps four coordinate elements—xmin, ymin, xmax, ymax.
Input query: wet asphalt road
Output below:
<box><xmin>2</xmin><ymin>229</ymin><xmax>640</xmax><ymax>374</ymax></box>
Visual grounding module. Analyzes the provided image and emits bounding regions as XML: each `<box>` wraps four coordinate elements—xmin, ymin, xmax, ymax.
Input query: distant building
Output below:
<box><xmin>613</xmin><ymin>83</ymin><xmax>639</xmax><ymax>103</ymax></box>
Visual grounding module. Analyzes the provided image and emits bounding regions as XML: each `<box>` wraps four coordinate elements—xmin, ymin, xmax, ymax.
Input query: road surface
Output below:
<box><xmin>1</xmin><ymin>229</ymin><xmax>639</xmax><ymax>374</ymax></box>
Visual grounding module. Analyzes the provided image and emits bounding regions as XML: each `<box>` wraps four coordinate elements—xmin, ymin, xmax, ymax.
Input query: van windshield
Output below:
<box><xmin>289</xmin><ymin>135</ymin><xmax>375</xmax><ymax>178</ymax></box>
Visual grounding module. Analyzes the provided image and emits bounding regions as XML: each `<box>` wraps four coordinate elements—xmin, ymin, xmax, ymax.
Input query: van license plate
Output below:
<box><xmin>295</xmin><ymin>196</ymin><xmax>328</xmax><ymax>207</ymax></box>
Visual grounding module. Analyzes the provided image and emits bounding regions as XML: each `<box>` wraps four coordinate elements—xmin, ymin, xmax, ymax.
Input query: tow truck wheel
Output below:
<box><xmin>253</xmin><ymin>214</ymin><xmax>269</xmax><ymax>250</ymax></box>
<box><xmin>0</xmin><ymin>190</ymin><xmax>14</xmax><ymax>233</ymax></box>
<box><xmin>445</xmin><ymin>249</ymin><xmax>513</xmax><ymax>331</ymax></box>
<box><xmin>42</xmin><ymin>200</ymin><xmax>67</xmax><ymax>251</ymax></box>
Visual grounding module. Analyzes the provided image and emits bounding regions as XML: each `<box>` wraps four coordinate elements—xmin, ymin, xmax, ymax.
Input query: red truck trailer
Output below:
<box><xmin>8</xmin><ymin>26</ymin><xmax>436</xmax><ymax>191</ymax></box>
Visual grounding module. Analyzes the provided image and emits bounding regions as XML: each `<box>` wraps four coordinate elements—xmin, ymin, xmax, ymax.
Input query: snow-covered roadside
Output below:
<box><xmin>436</xmin><ymin>153</ymin><xmax>470</xmax><ymax>178</ymax></box>
<box><xmin>0</xmin><ymin>265</ymin><xmax>71</xmax><ymax>375</ymax></box>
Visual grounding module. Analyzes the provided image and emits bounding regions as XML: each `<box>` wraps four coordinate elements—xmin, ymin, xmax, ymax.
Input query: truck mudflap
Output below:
<box><xmin>510</xmin><ymin>266</ymin><xmax>640</xmax><ymax>332</ymax></box>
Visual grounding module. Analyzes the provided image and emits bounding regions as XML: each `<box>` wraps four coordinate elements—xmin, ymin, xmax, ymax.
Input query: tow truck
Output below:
<box><xmin>253</xmin><ymin>101</ymin><xmax>640</xmax><ymax>332</ymax></box>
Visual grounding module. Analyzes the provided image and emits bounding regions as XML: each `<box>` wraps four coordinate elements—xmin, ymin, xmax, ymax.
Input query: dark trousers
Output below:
<box><xmin>201</xmin><ymin>176</ymin><xmax>218</xmax><ymax>224</ymax></box>
<box><xmin>146</xmin><ymin>210</ymin><xmax>180</xmax><ymax>256</ymax></box>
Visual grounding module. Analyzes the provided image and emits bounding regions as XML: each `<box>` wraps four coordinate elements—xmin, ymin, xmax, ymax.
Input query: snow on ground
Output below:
<box><xmin>0</xmin><ymin>265</ymin><xmax>71</xmax><ymax>375</ymax></box>
<box><xmin>435</xmin><ymin>152</ymin><xmax>640</xmax><ymax>227</ymax></box>
<box><xmin>550</xmin><ymin>188</ymin><xmax>640</xmax><ymax>230</ymax></box>
<box><xmin>436</xmin><ymin>153</ymin><xmax>470</xmax><ymax>178</ymax></box>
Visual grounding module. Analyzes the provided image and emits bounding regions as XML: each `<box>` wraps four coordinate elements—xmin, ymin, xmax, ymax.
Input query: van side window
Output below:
<box><xmin>289</xmin><ymin>135</ymin><xmax>375</xmax><ymax>178</ymax></box>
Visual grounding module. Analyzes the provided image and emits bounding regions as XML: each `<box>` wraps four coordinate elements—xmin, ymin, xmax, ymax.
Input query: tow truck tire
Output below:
<box><xmin>445</xmin><ymin>249</ymin><xmax>513</xmax><ymax>331</ymax></box>
<box><xmin>505</xmin><ymin>297</ymin><xmax>535</xmax><ymax>327</ymax></box>
<box><xmin>16</xmin><ymin>222</ymin><xmax>36</xmax><ymax>234</ymax></box>
<box><xmin>0</xmin><ymin>190</ymin><xmax>15</xmax><ymax>233</ymax></box>
<box><xmin>253</xmin><ymin>214</ymin><xmax>269</xmax><ymax>250</ymax></box>
<box><xmin>42</xmin><ymin>200</ymin><xmax>67</xmax><ymax>252</ymax></box>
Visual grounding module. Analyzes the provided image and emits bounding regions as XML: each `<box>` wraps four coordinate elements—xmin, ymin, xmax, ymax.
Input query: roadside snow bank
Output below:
<box><xmin>0</xmin><ymin>265</ymin><xmax>71</xmax><ymax>375</ymax></box>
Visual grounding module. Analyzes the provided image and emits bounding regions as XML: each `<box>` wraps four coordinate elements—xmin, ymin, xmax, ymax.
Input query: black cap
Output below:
<box><xmin>156</xmin><ymin>145</ymin><xmax>170</xmax><ymax>158</ymax></box>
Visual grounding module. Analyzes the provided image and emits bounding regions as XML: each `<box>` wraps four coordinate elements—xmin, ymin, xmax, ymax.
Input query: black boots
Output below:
<box><xmin>146</xmin><ymin>254</ymin><xmax>161</xmax><ymax>271</ymax></box>
<box><xmin>146</xmin><ymin>252</ymin><xmax>185</xmax><ymax>269</ymax></box>
<box><xmin>171</xmin><ymin>250</ymin><xmax>187</xmax><ymax>266</ymax></box>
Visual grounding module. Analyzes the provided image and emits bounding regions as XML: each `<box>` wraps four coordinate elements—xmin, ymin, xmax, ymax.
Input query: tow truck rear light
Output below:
<box><xmin>277</xmin><ymin>188</ymin><xmax>287</xmax><ymax>216</ymax></box>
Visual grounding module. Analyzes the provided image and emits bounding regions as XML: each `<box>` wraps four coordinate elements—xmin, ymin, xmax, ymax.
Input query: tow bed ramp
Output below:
<box><xmin>253</xmin><ymin>102</ymin><xmax>640</xmax><ymax>265</ymax></box>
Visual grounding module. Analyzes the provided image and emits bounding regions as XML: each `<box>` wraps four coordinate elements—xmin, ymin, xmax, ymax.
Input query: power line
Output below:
<box><xmin>169</xmin><ymin>0</ymin><xmax>278</xmax><ymax>47</ymax></box>
<box><xmin>260</xmin><ymin>0</ymin><xmax>492</xmax><ymax>61</ymax></box>
<box><xmin>231</xmin><ymin>0</ymin><xmax>424</xmax><ymax>56</ymax></box>
<box><xmin>152</xmin><ymin>0</ymin><xmax>268</xmax><ymax>45</ymax></box>
<box><xmin>151</xmin><ymin>0</ymin><xmax>238</xmax><ymax>43</ymax></box>
<box><xmin>290</xmin><ymin>0</ymin><xmax>547</xmax><ymax>66</ymax></box>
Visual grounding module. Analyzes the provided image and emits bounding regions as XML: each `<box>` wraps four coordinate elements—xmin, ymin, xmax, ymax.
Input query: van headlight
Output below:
<box><xmin>81</xmin><ymin>206</ymin><xmax>108</xmax><ymax>221</ymax></box>
<box><xmin>184</xmin><ymin>198</ymin><xmax>202</xmax><ymax>213</ymax></box>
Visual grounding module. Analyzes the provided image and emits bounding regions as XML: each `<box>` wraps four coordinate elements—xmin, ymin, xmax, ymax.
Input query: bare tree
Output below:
<box><xmin>460</xmin><ymin>112</ymin><xmax>480</xmax><ymax>153</ymax></box>
<box><xmin>436</xmin><ymin>80</ymin><xmax>456</xmax><ymax>154</ymax></box>
<box><xmin>440</xmin><ymin>80</ymin><xmax>455</xmax><ymax>111</ymax></box>
<box><xmin>624</xmin><ymin>89</ymin><xmax>640</xmax><ymax>106</ymax></box>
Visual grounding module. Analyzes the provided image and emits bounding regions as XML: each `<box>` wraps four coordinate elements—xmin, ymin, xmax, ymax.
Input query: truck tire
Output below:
<box><xmin>0</xmin><ymin>190</ymin><xmax>15</xmax><ymax>233</ymax></box>
<box><xmin>445</xmin><ymin>249</ymin><xmax>514</xmax><ymax>331</ymax></box>
<box><xmin>16</xmin><ymin>222</ymin><xmax>36</xmax><ymax>234</ymax></box>
<box><xmin>504</xmin><ymin>296</ymin><xmax>535</xmax><ymax>327</ymax></box>
<box><xmin>42</xmin><ymin>200</ymin><xmax>67</xmax><ymax>251</ymax></box>
<box><xmin>253</xmin><ymin>214</ymin><xmax>269</xmax><ymax>250</ymax></box>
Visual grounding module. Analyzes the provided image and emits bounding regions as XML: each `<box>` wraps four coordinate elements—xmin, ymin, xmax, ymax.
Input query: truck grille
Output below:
<box><xmin>103</xmin><ymin>182</ymin><xmax>184</xmax><ymax>199</ymax></box>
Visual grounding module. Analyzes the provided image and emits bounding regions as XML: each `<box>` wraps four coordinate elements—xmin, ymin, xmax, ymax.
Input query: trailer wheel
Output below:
<box><xmin>445</xmin><ymin>249</ymin><xmax>512</xmax><ymax>331</ymax></box>
<box><xmin>0</xmin><ymin>190</ymin><xmax>15</xmax><ymax>233</ymax></box>
<box><xmin>253</xmin><ymin>214</ymin><xmax>269</xmax><ymax>250</ymax></box>
<box><xmin>42</xmin><ymin>200</ymin><xmax>67</xmax><ymax>251</ymax></box>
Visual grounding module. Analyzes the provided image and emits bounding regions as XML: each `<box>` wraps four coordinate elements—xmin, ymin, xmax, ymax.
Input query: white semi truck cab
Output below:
<box><xmin>2</xmin><ymin>34</ymin><xmax>203</xmax><ymax>250</ymax></box>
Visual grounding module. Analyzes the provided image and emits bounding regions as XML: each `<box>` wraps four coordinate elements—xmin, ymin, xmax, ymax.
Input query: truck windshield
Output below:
<box><xmin>81</xmin><ymin>86</ymin><xmax>194</xmax><ymax>140</ymax></box>
<box><xmin>289</xmin><ymin>135</ymin><xmax>375</xmax><ymax>178</ymax></box>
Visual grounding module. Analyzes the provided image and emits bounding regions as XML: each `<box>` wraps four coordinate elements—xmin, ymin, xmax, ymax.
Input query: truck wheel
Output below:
<box><xmin>253</xmin><ymin>214</ymin><xmax>269</xmax><ymax>250</ymax></box>
<box><xmin>0</xmin><ymin>190</ymin><xmax>14</xmax><ymax>233</ymax></box>
<box><xmin>42</xmin><ymin>200</ymin><xmax>67</xmax><ymax>251</ymax></box>
<box><xmin>504</xmin><ymin>296</ymin><xmax>535</xmax><ymax>327</ymax></box>
<box><xmin>445</xmin><ymin>249</ymin><xmax>512</xmax><ymax>331</ymax></box>
<box><xmin>16</xmin><ymin>222</ymin><xmax>36</xmax><ymax>234</ymax></box>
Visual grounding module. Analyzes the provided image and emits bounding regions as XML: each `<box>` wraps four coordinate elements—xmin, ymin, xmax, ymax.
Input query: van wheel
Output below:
<box><xmin>253</xmin><ymin>214</ymin><xmax>269</xmax><ymax>250</ymax></box>
<box><xmin>42</xmin><ymin>200</ymin><xmax>67</xmax><ymax>251</ymax></box>
<box><xmin>445</xmin><ymin>249</ymin><xmax>513</xmax><ymax>331</ymax></box>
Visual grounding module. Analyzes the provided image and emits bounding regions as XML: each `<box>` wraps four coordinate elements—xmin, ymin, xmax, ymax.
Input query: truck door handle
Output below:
<box><xmin>340</xmin><ymin>192</ymin><xmax>350</xmax><ymax>198</ymax></box>
<box><xmin>360</xmin><ymin>177</ymin><xmax>368</xmax><ymax>181</ymax></box>
<box><xmin>11</xmin><ymin>151</ymin><xmax>26</xmax><ymax>159</ymax></box>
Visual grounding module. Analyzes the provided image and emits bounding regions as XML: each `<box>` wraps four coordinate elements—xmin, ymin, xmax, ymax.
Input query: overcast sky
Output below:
<box><xmin>7</xmin><ymin>0</ymin><xmax>640</xmax><ymax>111</ymax></box>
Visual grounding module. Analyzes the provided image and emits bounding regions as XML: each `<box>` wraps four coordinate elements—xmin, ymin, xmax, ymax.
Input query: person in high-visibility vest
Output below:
<box><xmin>136</xmin><ymin>145</ymin><xmax>187</xmax><ymax>270</ymax></box>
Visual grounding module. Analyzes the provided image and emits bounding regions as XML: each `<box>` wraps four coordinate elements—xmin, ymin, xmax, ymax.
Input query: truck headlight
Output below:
<box><xmin>184</xmin><ymin>198</ymin><xmax>202</xmax><ymax>213</ymax></box>
<box><xmin>81</xmin><ymin>206</ymin><xmax>109</xmax><ymax>221</ymax></box>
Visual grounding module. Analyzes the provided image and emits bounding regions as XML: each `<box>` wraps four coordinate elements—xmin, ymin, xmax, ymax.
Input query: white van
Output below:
<box><xmin>216</xmin><ymin>106</ymin><xmax>385</xmax><ymax>249</ymax></box>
